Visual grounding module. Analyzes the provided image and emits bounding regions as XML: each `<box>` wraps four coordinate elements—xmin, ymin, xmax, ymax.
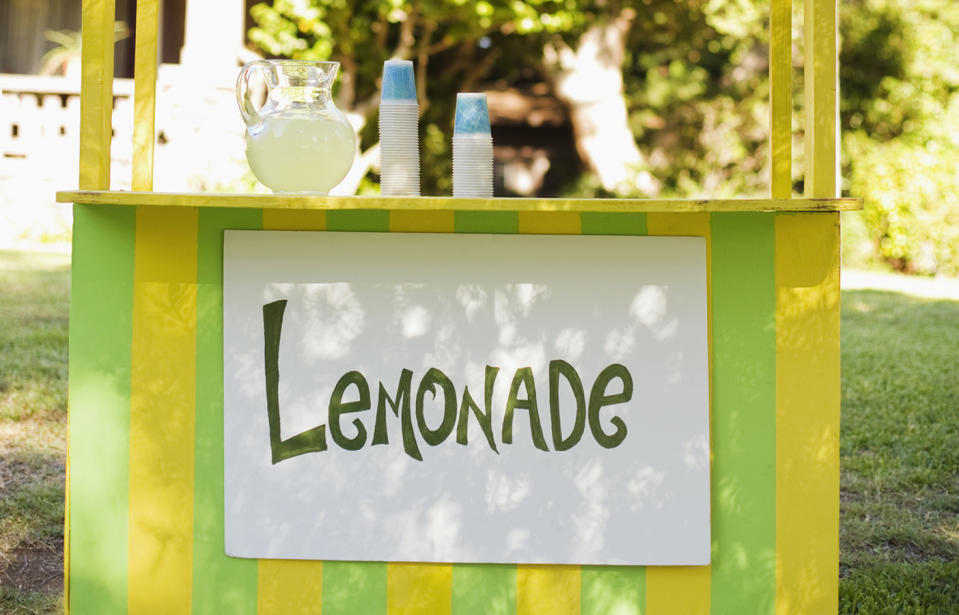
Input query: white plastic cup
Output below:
<box><xmin>452</xmin><ymin>94</ymin><xmax>493</xmax><ymax>198</ymax></box>
<box><xmin>379</xmin><ymin>60</ymin><xmax>420</xmax><ymax>196</ymax></box>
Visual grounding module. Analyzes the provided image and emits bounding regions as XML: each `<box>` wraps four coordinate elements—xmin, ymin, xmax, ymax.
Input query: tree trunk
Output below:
<box><xmin>543</xmin><ymin>10</ymin><xmax>659</xmax><ymax>196</ymax></box>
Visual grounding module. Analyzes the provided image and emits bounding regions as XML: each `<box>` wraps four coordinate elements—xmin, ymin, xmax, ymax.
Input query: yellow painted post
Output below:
<box><xmin>770</xmin><ymin>0</ymin><xmax>792</xmax><ymax>199</ymax></box>
<box><xmin>776</xmin><ymin>2</ymin><xmax>840</xmax><ymax>612</ymax></box>
<box><xmin>79</xmin><ymin>0</ymin><xmax>116</xmax><ymax>190</ymax></box>
<box><xmin>775</xmin><ymin>213</ymin><xmax>840</xmax><ymax>615</ymax></box>
<box><xmin>803</xmin><ymin>0</ymin><xmax>838</xmax><ymax>198</ymax></box>
<box><xmin>132</xmin><ymin>0</ymin><xmax>159</xmax><ymax>191</ymax></box>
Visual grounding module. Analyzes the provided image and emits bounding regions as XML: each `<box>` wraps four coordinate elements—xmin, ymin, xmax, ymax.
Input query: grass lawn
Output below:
<box><xmin>839</xmin><ymin>288</ymin><xmax>959</xmax><ymax>614</ymax></box>
<box><xmin>0</xmin><ymin>250</ymin><xmax>68</xmax><ymax>614</ymax></box>
<box><xmin>0</xmin><ymin>250</ymin><xmax>957</xmax><ymax>613</ymax></box>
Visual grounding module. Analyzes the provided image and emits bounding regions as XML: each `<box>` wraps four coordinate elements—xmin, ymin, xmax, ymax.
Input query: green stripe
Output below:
<box><xmin>327</xmin><ymin>209</ymin><xmax>390</xmax><ymax>231</ymax></box>
<box><xmin>192</xmin><ymin>208</ymin><xmax>262</xmax><ymax>614</ymax></box>
<box><xmin>454</xmin><ymin>211</ymin><xmax>518</xmax><ymax>234</ymax></box>
<box><xmin>581</xmin><ymin>566</ymin><xmax>646</xmax><ymax>615</ymax></box>
<box><xmin>323</xmin><ymin>208</ymin><xmax>389</xmax><ymax>614</ymax></box>
<box><xmin>68</xmin><ymin>204</ymin><xmax>135</xmax><ymax>614</ymax></box>
<box><xmin>452</xmin><ymin>564</ymin><xmax>516</xmax><ymax>615</ymax></box>
<box><xmin>323</xmin><ymin>563</ymin><xmax>387</xmax><ymax>615</ymax></box>
<box><xmin>709</xmin><ymin>213</ymin><xmax>776</xmax><ymax>613</ymax></box>
<box><xmin>581</xmin><ymin>211</ymin><xmax>646</xmax><ymax>615</ymax></box>
<box><xmin>580</xmin><ymin>212</ymin><xmax>647</xmax><ymax>236</ymax></box>
<box><xmin>449</xmin><ymin>211</ymin><xmax>519</xmax><ymax>615</ymax></box>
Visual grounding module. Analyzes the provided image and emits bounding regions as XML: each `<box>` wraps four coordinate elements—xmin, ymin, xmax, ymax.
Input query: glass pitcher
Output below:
<box><xmin>236</xmin><ymin>60</ymin><xmax>356</xmax><ymax>194</ymax></box>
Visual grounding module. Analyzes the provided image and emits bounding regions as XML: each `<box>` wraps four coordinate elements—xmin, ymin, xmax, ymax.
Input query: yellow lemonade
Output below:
<box><xmin>245</xmin><ymin>114</ymin><xmax>356</xmax><ymax>193</ymax></box>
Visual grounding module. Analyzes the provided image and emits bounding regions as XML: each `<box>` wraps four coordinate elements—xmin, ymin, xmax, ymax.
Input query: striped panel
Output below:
<box><xmin>66</xmin><ymin>202</ymin><xmax>841</xmax><ymax>614</ymax></box>
<box><xmin>78</xmin><ymin>0</ymin><xmax>114</xmax><ymax>190</ymax></box>
<box><xmin>132</xmin><ymin>0</ymin><xmax>158</xmax><ymax>191</ymax></box>
<box><xmin>452</xmin><ymin>211</ymin><xmax>519</xmax><ymax>615</ymax></box>
<box><xmin>256</xmin><ymin>209</ymin><xmax>327</xmax><ymax>614</ymax></box>
<box><xmin>644</xmin><ymin>213</ymin><xmax>711</xmax><ymax>615</ymax></box>
<box><xmin>193</xmin><ymin>208</ymin><xmax>262</xmax><ymax>615</ymax></box>
<box><xmin>709</xmin><ymin>214</ymin><xmax>776</xmax><ymax>614</ymax></box>
<box><xmin>128</xmin><ymin>207</ymin><xmax>198</xmax><ymax>614</ymax></box>
<box><xmin>386</xmin><ymin>209</ymin><xmax>456</xmax><ymax>615</ymax></box>
<box><xmin>68</xmin><ymin>205</ymin><xmax>135</xmax><ymax>614</ymax></box>
<box><xmin>775</xmin><ymin>213</ymin><xmax>840</xmax><ymax>615</ymax></box>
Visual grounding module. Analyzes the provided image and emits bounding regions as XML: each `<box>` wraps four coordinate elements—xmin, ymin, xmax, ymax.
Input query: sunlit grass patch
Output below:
<box><xmin>0</xmin><ymin>251</ymin><xmax>68</xmax><ymax>613</ymax></box>
<box><xmin>840</xmin><ymin>288</ymin><xmax>959</xmax><ymax>613</ymax></box>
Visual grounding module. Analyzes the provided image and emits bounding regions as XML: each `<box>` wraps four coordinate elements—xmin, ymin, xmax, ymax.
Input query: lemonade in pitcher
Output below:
<box><xmin>237</xmin><ymin>61</ymin><xmax>356</xmax><ymax>194</ymax></box>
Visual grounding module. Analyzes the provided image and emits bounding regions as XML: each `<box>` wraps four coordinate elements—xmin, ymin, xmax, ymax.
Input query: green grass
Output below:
<box><xmin>1</xmin><ymin>251</ymin><xmax>958</xmax><ymax>613</ymax></box>
<box><xmin>840</xmin><ymin>290</ymin><xmax>959</xmax><ymax>614</ymax></box>
<box><xmin>0</xmin><ymin>250</ymin><xmax>68</xmax><ymax>615</ymax></box>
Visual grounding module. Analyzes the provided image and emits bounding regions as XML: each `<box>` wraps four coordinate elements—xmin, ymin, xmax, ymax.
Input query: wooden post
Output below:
<box><xmin>78</xmin><ymin>0</ymin><xmax>115</xmax><ymax>190</ymax></box>
<box><xmin>132</xmin><ymin>0</ymin><xmax>159</xmax><ymax>191</ymax></box>
<box><xmin>770</xmin><ymin>0</ymin><xmax>793</xmax><ymax>199</ymax></box>
<box><xmin>804</xmin><ymin>0</ymin><xmax>839</xmax><ymax>198</ymax></box>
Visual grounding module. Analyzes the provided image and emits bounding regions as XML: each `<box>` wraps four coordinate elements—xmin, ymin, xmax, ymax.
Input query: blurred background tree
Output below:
<box><xmin>246</xmin><ymin>0</ymin><xmax>959</xmax><ymax>275</ymax></box>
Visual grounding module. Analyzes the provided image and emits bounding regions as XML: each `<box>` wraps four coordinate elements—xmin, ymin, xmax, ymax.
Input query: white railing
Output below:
<box><xmin>0</xmin><ymin>70</ymin><xmax>249</xmax><ymax>246</ymax></box>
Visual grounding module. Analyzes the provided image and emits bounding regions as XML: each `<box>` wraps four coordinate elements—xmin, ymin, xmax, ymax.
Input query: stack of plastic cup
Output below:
<box><xmin>452</xmin><ymin>93</ymin><xmax>493</xmax><ymax>198</ymax></box>
<box><xmin>379</xmin><ymin>60</ymin><xmax>420</xmax><ymax>196</ymax></box>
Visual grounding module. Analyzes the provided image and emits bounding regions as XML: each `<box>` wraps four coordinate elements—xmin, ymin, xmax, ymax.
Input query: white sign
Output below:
<box><xmin>224</xmin><ymin>231</ymin><xmax>710</xmax><ymax>566</ymax></box>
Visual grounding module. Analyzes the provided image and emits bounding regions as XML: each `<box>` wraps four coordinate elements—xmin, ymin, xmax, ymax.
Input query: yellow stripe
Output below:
<box><xmin>804</xmin><ymin>0</ymin><xmax>838</xmax><ymax>198</ymax></box>
<box><xmin>775</xmin><ymin>213</ymin><xmax>840</xmax><ymax>615</ymax></box>
<box><xmin>132</xmin><ymin>0</ymin><xmax>159</xmax><ymax>191</ymax></box>
<box><xmin>388</xmin><ymin>563</ymin><xmax>453</xmax><ymax>615</ymax></box>
<box><xmin>128</xmin><ymin>207</ymin><xmax>198</xmax><ymax>614</ymax></box>
<box><xmin>645</xmin><ymin>567</ymin><xmax>710</xmax><ymax>615</ymax></box>
<box><xmin>263</xmin><ymin>209</ymin><xmax>327</xmax><ymax>230</ymax></box>
<box><xmin>390</xmin><ymin>209</ymin><xmax>455</xmax><ymax>233</ymax></box>
<box><xmin>257</xmin><ymin>209</ymin><xmax>326</xmax><ymax>613</ymax></box>
<box><xmin>645</xmin><ymin>213</ymin><xmax>712</xmax><ymax>615</ymax></box>
<box><xmin>771</xmin><ymin>0</ymin><xmax>792</xmax><ymax>199</ymax></box>
<box><xmin>517</xmin><ymin>211</ymin><xmax>581</xmax><ymax>234</ymax></box>
<box><xmin>383</xmin><ymin>209</ymin><xmax>456</xmax><ymax>615</ymax></box>
<box><xmin>258</xmin><ymin>561</ymin><xmax>324</xmax><ymax>615</ymax></box>
<box><xmin>516</xmin><ymin>565</ymin><xmax>580</xmax><ymax>615</ymax></box>
<box><xmin>56</xmin><ymin>191</ymin><xmax>864</xmax><ymax>213</ymax></box>
<box><xmin>79</xmin><ymin>0</ymin><xmax>115</xmax><ymax>190</ymax></box>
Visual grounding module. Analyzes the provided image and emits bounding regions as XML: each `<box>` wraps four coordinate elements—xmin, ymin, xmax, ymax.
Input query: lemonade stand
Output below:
<box><xmin>58</xmin><ymin>0</ymin><xmax>859</xmax><ymax>613</ymax></box>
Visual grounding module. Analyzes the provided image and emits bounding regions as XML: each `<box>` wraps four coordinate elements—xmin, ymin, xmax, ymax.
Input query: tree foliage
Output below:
<box><xmin>246</xmin><ymin>0</ymin><xmax>959</xmax><ymax>274</ymax></box>
<box><xmin>841</xmin><ymin>0</ymin><xmax>959</xmax><ymax>275</ymax></box>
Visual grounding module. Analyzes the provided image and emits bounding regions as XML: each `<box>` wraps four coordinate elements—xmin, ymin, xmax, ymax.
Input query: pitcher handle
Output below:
<box><xmin>237</xmin><ymin>60</ymin><xmax>275</xmax><ymax>126</ymax></box>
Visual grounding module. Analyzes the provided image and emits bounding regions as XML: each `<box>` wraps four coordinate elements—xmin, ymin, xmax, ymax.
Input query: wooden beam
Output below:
<box><xmin>771</xmin><ymin>0</ymin><xmax>793</xmax><ymax>199</ymax></box>
<box><xmin>804</xmin><ymin>0</ymin><xmax>839</xmax><ymax>198</ymax></box>
<box><xmin>79</xmin><ymin>0</ymin><xmax>116</xmax><ymax>190</ymax></box>
<box><xmin>55</xmin><ymin>191</ymin><xmax>863</xmax><ymax>213</ymax></box>
<box><xmin>132</xmin><ymin>0</ymin><xmax>159</xmax><ymax>191</ymax></box>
